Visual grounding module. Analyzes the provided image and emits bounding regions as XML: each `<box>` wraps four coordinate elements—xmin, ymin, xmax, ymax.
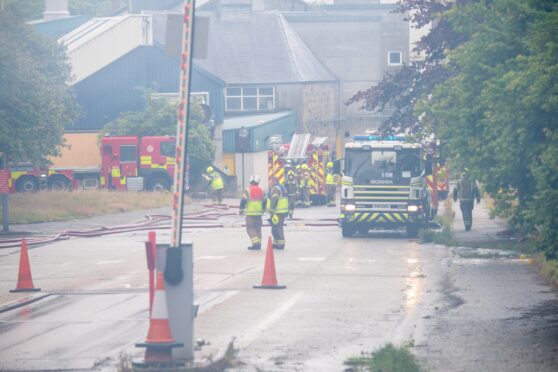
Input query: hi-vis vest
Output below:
<box><xmin>271</xmin><ymin>185</ymin><xmax>289</xmax><ymax>214</ymax></box>
<box><xmin>210</xmin><ymin>171</ymin><xmax>224</xmax><ymax>190</ymax></box>
<box><xmin>326</xmin><ymin>172</ymin><xmax>335</xmax><ymax>185</ymax></box>
<box><xmin>245</xmin><ymin>185</ymin><xmax>264</xmax><ymax>216</ymax></box>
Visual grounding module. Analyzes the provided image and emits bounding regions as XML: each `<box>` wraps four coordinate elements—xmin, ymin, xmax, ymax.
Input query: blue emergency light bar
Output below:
<box><xmin>352</xmin><ymin>135</ymin><xmax>406</xmax><ymax>141</ymax></box>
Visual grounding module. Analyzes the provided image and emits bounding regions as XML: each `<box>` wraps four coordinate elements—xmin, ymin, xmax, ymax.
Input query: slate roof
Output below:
<box><xmin>193</xmin><ymin>11</ymin><xmax>337</xmax><ymax>84</ymax></box>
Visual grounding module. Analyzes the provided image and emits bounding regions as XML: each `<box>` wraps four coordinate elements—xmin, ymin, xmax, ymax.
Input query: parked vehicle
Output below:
<box><xmin>338</xmin><ymin>134</ymin><xmax>435</xmax><ymax>237</ymax></box>
<box><xmin>7</xmin><ymin>136</ymin><xmax>177</xmax><ymax>192</ymax></box>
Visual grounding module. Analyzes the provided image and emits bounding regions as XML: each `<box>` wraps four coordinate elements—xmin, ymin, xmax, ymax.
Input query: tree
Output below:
<box><xmin>0</xmin><ymin>0</ymin><xmax>117</xmax><ymax>21</ymax></box>
<box><xmin>0</xmin><ymin>10</ymin><xmax>78</xmax><ymax>165</ymax></box>
<box><xmin>101</xmin><ymin>94</ymin><xmax>215</xmax><ymax>189</ymax></box>
<box><xmin>349</xmin><ymin>0</ymin><xmax>558</xmax><ymax>257</ymax></box>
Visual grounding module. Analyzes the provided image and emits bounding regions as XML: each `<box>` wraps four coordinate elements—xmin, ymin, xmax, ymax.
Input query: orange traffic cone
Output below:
<box><xmin>134</xmin><ymin>271</ymin><xmax>184</xmax><ymax>368</ymax></box>
<box><xmin>10</xmin><ymin>239</ymin><xmax>40</xmax><ymax>293</ymax></box>
<box><xmin>253</xmin><ymin>236</ymin><xmax>286</xmax><ymax>289</ymax></box>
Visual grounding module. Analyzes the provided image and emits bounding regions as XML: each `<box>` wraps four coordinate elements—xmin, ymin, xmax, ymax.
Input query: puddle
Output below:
<box><xmin>455</xmin><ymin>247</ymin><xmax>519</xmax><ymax>259</ymax></box>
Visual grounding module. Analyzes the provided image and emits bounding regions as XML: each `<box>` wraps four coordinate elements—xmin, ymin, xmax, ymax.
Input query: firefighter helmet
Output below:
<box><xmin>249</xmin><ymin>175</ymin><xmax>260</xmax><ymax>184</ymax></box>
<box><xmin>327</xmin><ymin>161</ymin><xmax>333</xmax><ymax>168</ymax></box>
<box><xmin>206</xmin><ymin>166</ymin><xmax>214</xmax><ymax>173</ymax></box>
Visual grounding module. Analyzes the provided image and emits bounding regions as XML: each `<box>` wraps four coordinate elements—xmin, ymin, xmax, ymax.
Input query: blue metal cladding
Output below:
<box><xmin>222</xmin><ymin>111</ymin><xmax>296</xmax><ymax>153</ymax></box>
<box><xmin>31</xmin><ymin>15</ymin><xmax>92</xmax><ymax>39</ymax></box>
<box><xmin>72</xmin><ymin>46</ymin><xmax>224</xmax><ymax>131</ymax></box>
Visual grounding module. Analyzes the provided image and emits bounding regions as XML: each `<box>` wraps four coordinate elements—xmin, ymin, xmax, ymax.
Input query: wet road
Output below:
<box><xmin>0</xmin><ymin>199</ymin><xmax>556</xmax><ymax>371</ymax></box>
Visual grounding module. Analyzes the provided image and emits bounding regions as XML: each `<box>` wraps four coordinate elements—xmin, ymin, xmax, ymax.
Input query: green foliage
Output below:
<box><xmin>345</xmin><ymin>343</ymin><xmax>422</xmax><ymax>372</ymax></box>
<box><xmin>0</xmin><ymin>0</ymin><xmax>117</xmax><ymax>20</ymax></box>
<box><xmin>352</xmin><ymin>0</ymin><xmax>558</xmax><ymax>258</ymax></box>
<box><xmin>101</xmin><ymin>94</ymin><xmax>215</xmax><ymax>187</ymax></box>
<box><xmin>0</xmin><ymin>10</ymin><xmax>77</xmax><ymax>165</ymax></box>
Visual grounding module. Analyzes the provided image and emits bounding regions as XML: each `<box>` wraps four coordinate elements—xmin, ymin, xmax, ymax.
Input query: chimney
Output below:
<box><xmin>43</xmin><ymin>0</ymin><xmax>70</xmax><ymax>20</ymax></box>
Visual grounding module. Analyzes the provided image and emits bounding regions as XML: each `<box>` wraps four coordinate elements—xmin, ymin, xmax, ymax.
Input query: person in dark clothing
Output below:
<box><xmin>453</xmin><ymin>169</ymin><xmax>481</xmax><ymax>231</ymax></box>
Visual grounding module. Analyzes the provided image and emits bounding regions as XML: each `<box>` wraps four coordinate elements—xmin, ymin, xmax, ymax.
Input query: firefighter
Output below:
<box><xmin>452</xmin><ymin>169</ymin><xmax>481</xmax><ymax>231</ymax></box>
<box><xmin>239</xmin><ymin>175</ymin><xmax>266</xmax><ymax>250</ymax></box>
<box><xmin>269</xmin><ymin>176</ymin><xmax>289</xmax><ymax>249</ymax></box>
<box><xmin>205</xmin><ymin>166</ymin><xmax>224</xmax><ymax>205</ymax></box>
<box><xmin>325</xmin><ymin>161</ymin><xmax>336</xmax><ymax>207</ymax></box>
<box><xmin>299</xmin><ymin>164</ymin><xmax>311</xmax><ymax>207</ymax></box>
<box><xmin>285</xmin><ymin>170</ymin><xmax>298</xmax><ymax>218</ymax></box>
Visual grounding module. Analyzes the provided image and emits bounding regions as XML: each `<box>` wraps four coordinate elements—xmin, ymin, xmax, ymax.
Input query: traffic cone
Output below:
<box><xmin>253</xmin><ymin>236</ymin><xmax>286</xmax><ymax>289</ymax></box>
<box><xmin>134</xmin><ymin>271</ymin><xmax>184</xmax><ymax>368</ymax></box>
<box><xmin>10</xmin><ymin>239</ymin><xmax>40</xmax><ymax>293</ymax></box>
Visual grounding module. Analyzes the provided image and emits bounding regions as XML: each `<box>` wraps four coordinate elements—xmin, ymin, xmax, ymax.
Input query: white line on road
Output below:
<box><xmin>239</xmin><ymin>291</ymin><xmax>305</xmax><ymax>348</ymax></box>
<box><xmin>96</xmin><ymin>260</ymin><xmax>123</xmax><ymax>265</ymax></box>
<box><xmin>298</xmin><ymin>257</ymin><xmax>325</xmax><ymax>262</ymax></box>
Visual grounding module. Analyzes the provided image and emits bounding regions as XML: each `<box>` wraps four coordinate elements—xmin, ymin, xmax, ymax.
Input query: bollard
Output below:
<box><xmin>156</xmin><ymin>243</ymin><xmax>194</xmax><ymax>360</ymax></box>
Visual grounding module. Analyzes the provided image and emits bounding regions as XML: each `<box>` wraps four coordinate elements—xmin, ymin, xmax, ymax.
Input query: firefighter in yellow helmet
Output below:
<box><xmin>285</xmin><ymin>169</ymin><xmax>298</xmax><ymax>218</ymax></box>
<box><xmin>204</xmin><ymin>166</ymin><xmax>224</xmax><ymax>204</ymax></box>
<box><xmin>299</xmin><ymin>163</ymin><xmax>311</xmax><ymax>207</ymax></box>
<box><xmin>239</xmin><ymin>175</ymin><xmax>266</xmax><ymax>250</ymax></box>
<box><xmin>325</xmin><ymin>161</ymin><xmax>336</xmax><ymax>207</ymax></box>
<box><xmin>268</xmin><ymin>176</ymin><xmax>289</xmax><ymax>249</ymax></box>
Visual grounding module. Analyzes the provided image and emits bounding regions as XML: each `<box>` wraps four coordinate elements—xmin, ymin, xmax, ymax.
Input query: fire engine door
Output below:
<box><xmin>118</xmin><ymin>144</ymin><xmax>138</xmax><ymax>187</ymax></box>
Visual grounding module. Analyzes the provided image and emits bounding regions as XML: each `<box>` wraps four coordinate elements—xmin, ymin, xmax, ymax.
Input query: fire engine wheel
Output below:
<box><xmin>341</xmin><ymin>224</ymin><xmax>356</xmax><ymax>238</ymax></box>
<box><xmin>148</xmin><ymin>177</ymin><xmax>170</xmax><ymax>192</ymax></box>
<box><xmin>48</xmin><ymin>176</ymin><xmax>71</xmax><ymax>191</ymax></box>
<box><xmin>16</xmin><ymin>176</ymin><xmax>38</xmax><ymax>193</ymax></box>
<box><xmin>406</xmin><ymin>224</ymin><xmax>420</xmax><ymax>238</ymax></box>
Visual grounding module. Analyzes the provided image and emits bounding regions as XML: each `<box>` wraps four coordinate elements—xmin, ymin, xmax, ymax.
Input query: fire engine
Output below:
<box><xmin>267</xmin><ymin>134</ymin><xmax>330</xmax><ymax>205</ymax></box>
<box><xmin>7</xmin><ymin>136</ymin><xmax>177</xmax><ymax>192</ymax></box>
<box><xmin>339</xmin><ymin>134</ymin><xmax>435</xmax><ymax>237</ymax></box>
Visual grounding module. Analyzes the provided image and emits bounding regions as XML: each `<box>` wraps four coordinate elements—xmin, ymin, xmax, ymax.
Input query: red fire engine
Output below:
<box><xmin>7</xmin><ymin>136</ymin><xmax>177</xmax><ymax>192</ymax></box>
<box><xmin>267</xmin><ymin>134</ymin><xmax>330</xmax><ymax>205</ymax></box>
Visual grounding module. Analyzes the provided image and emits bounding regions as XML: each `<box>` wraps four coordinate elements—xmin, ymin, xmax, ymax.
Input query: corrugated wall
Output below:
<box><xmin>73</xmin><ymin>46</ymin><xmax>224</xmax><ymax>131</ymax></box>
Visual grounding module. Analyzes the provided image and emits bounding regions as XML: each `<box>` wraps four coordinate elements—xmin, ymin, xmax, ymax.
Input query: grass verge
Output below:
<box><xmin>344</xmin><ymin>343</ymin><xmax>423</xmax><ymax>372</ymax></box>
<box><xmin>5</xmin><ymin>190</ymin><xmax>173</xmax><ymax>224</ymax></box>
<box><xmin>531</xmin><ymin>254</ymin><xmax>558</xmax><ymax>288</ymax></box>
<box><xmin>419</xmin><ymin>197</ymin><xmax>456</xmax><ymax>246</ymax></box>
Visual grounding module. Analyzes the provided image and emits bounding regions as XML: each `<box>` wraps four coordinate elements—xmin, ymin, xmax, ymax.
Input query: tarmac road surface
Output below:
<box><xmin>0</xmin><ymin>198</ymin><xmax>556</xmax><ymax>371</ymax></box>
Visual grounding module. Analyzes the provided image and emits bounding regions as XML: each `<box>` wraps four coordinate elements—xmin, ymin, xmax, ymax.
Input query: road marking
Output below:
<box><xmin>195</xmin><ymin>255</ymin><xmax>226</xmax><ymax>261</ymax></box>
<box><xmin>239</xmin><ymin>291</ymin><xmax>305</xmax><ymax>348</ymax></box>
<box><xmin>298</xmin><ymin>257</ymin><xmax>325</xmax><ymax>262</ymax></box>
<box><xmin>96</xmin><ymin>260</ymin><xmax>123</xmax><ymax>265</ymax></box>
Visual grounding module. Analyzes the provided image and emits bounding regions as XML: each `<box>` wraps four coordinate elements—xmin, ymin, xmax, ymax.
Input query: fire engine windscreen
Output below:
<box><xmin>344</xmin><ymin>148</ymin><xmax>421</xmax><ymax>179</ymax></box>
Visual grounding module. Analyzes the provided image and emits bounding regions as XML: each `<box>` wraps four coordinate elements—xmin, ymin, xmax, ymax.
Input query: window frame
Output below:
<box><xmin>225</xmin><ymin>86</ymin><xmax>275</xmax><ymax>112</ymax></box>
<box><xmin>387</xmin><ymin>51</ymin><xmax>403</xmax><ymax>66</ymax></box>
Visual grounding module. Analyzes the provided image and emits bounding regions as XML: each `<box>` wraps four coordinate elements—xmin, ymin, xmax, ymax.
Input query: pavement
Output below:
<box><xmin>413</xmin><ymin>197</ymin><xmax>558</xmax><ymax>371</ymax></box>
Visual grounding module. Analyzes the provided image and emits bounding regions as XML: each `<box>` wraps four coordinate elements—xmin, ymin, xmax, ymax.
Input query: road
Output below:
<box><xmin>0</xmin><ymin>198</ymin><xmax>557</xmax><ymax>371</ymax></box>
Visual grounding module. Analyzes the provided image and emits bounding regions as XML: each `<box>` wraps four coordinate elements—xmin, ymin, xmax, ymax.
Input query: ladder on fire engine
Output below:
<box><xmin>286</xmin><ymin>133</ymin><xmax>311</xmax><ymax>160</ymax></box>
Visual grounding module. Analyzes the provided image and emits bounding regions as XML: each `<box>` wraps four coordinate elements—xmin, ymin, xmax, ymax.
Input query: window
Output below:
<box><xmin>225</xmin><ymin>86</ymin><xmax>275</xmax><ymax>112</ymax></box>
<box><xmin>388</xmin><ymin>51</ymin><xmax>402</xmax><ymax>66</ymax></box>
<box><xmin>120</xmin><ymin>145</ymin><xmax>137</xmax><ymax>162</ymax></box>
<box><xmin>160</xmin><ymin>142</ymin><xmax>176</xmax><ymax>157</ymax></box>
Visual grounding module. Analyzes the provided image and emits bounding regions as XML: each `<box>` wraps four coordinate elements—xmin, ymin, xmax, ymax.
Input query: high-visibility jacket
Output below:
<box><xmin>270</xmin><ymin>184</ymin><xmax>289</xmax><ymax>214</ymax></box>
<box><xmin>453</xmin><ymin>174</ymin><xmax>480</xmax><ymax>202</ymax></box>
<box><xmin>326</xmin><ymin>171</ymin><xmax>335</xmax><ymax>185</ymax></box>
<box><xmin>241</xmin><ymin>185</ymin><xmax>265</xmax><ymax>216</ymax></box>
<box><xmin>209</xmin><ymin>171</ymin><xmax>224</xmax><ymax>190</ymax></box>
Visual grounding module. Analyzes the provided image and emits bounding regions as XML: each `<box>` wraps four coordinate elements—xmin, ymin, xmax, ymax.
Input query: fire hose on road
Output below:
<box><xmin>0</xmin><ymin>204</ymin><xmax>339</xmax><ymax>248</ymax></box>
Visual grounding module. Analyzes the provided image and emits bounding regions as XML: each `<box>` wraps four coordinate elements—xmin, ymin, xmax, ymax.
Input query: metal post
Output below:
<box><xmin>1</xmin><ymin>194</ymin><xmax>7</xmax><ymax>233</ymax></box>
<box><xmin>1</xmin><ymin>154</ymin><xmax>8</xmax><ymax>232</ymax></box>
<box><xmin>167</xmin><ymin>0</ymin><xmax>196</xmax><ymax>361</ymax></box>
<box><xmin>242</xmin><ymin>152</ymin><xmax>245</xmax><ymax>192</ymax></box>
